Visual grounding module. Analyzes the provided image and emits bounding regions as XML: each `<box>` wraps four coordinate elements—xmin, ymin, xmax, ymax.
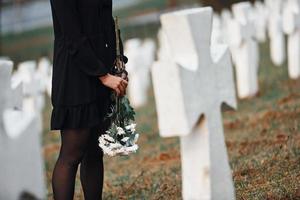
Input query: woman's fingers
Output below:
<box><xmin>121</xmin><ymin>79</ymin><xmax>128</xmax><ymax>88</ymax></box>
<box><xmin>118</xmin><ymin>83</ymin><xmax>126</xmax><ymax>96</ymax></box>
<box><xmin>122</xmin><ymin>79</ymin><xmax>128</xmax><ymax>95</ymax></box>
<box><xmin>102</xmin><ymin>75</ymin><xmax>128</xmax><ymax>96</ymax></box>
<box><xmin>116</xmin><ymin>78</ymin><xmax>128</xmax><ymax>96</ymax></box>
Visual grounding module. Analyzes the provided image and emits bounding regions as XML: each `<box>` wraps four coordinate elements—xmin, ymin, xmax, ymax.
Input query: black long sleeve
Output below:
<box><xmin>50</xmin><ymin>0</ymin><xmax>109</xmax><ymax>77</ymax></box>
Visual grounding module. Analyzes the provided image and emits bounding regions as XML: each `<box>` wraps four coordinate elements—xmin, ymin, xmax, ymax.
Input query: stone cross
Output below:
<box><xmin>12</xmin><ymin>60</ymin><xmax>45</xmax><ymax>112</ymax></box>
<box><xmin>125</xmin><ymin>39</ymin><xmax>155</xmax><ymax>108</ymax></box>
<box><xmin>211</xmin><ymin>13</ymin><xmax>223</xmax><ymax>45</ymax></box>
<box><xmin>0</xmin><ymin>60</ymin><xmax>46</xmax><ymax>200</ymax></box>
<box><xmin>251</xmin><ymin>1</ymin><xmax>268</xmax><ymax>43</ymax></box>
<box><xmin>125</xmin><ymin>38</ymin><xmax>145</xmax><ymax>108</ymax></box>
<box><xmin>141</xmin><ymin>38</ymin><xmax>156</xmax><ymax>86</ymax></box>
<box><xmin>0</xmin><ymin>113</ymin><xmax>45</xmax><ymax>200</ymax></box>
<box><xmin>152</xmin><ymin>7</ymin><xmax>236</xmax><ymax>200</ymax></box>
<box><xmin>220</xmin><ymin>10</ymin><xmax>237</xmax><ymax>64</ymax></box>
<box><xmin>283</xmin><ymin>0</ymin><xmax>300</xmax><ymax>79</ymax></box>
<box><xmin>37</xmin><ymin>56</ymin><xmax>53</xmax><ymax>97</ymax></box>
<box><xmin>157</xmin><ymin>28</ymin><xmax>172</xmax><ymax>61</ymax></box>
<box><xmin>266</xmin><ymin>0</ymin><xmax>286</xmax><ymax>66</ymax></box>
<box><xmin>0</xmin><ymin>60</ymin><xmax>22</xmax><ymax>123</ymax></box>
<box><xmin>229</xmin><ymin>2</ymin><xmax>259</xmax><ymax>99</ymax></box>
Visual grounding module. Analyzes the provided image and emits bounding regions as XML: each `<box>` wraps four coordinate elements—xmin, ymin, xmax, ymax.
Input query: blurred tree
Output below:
<box><xmin>200</xmin><ymin>0</ymin><xmax>257</xmax><ymax>12</ymax></box>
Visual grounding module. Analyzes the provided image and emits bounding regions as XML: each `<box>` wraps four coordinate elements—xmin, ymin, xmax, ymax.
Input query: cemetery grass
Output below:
<box><xmin>42</xmin><ymin>42</ymin><xmax>300</xmax><ymax>199</ymax></box>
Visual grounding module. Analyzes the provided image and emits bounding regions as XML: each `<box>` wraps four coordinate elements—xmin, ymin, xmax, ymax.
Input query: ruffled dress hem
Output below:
<box><xmin>50</xmin><ymin>100</ymin><xmax>110</xmax><ymax>131</ymax></box>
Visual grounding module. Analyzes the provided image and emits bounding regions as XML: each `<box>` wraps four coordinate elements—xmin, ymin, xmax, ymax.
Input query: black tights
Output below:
<box><xmin>52</xmin><ymin>125</ymin><xmax>105</xmax><ymax>200</ymax></box>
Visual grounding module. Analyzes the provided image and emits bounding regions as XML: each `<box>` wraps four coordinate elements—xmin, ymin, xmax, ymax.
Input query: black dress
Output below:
<box><xmin>49</xmin><ymin>0</ymin><xmax>126</xmax><ymax>130</ymax></box>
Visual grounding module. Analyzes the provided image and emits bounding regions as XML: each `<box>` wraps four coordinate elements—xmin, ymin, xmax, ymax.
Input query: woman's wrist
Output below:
<box><xmin>98</xmin><ymin>73</ymin><xmax>128</xmax><ymax>96</ymax></box>
<box><xmin>99</xmin><ymin>73</ymin><xmax>110</xmax><ymax>84</ymax></box>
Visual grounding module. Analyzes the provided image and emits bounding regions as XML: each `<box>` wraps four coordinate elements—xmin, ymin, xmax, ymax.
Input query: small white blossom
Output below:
<box><xmin>106</xmin><ymin>149</ymin><xmax>116</xmax><ymax>156</ymax></box>
<box><xmin>98</xmin><ymin>139</ymin><xmax>107</xmax><ymax>146</ymax></box>
<box><xmin>125</xmin><ymin>145</ymin><xmax>138</xmax><ymax>153</ymax></box>
<box><xmin>130</xmin><ymin>144</ymin><xmax>139</xmax><ymax>151</ymax></box>
<box><xmin>116</xmin><ymin>147</ymin><xmax>126</xmax><ymax>154</ymax></box>
<box><xmin>109</xmin><ymin>142</ymin><xmax>123</xmax><ymax>149</ymax></box>
<box><xmin>116</xmin><ymin>127</ymin><xmax>126</xmax><ymax>135</ymax></box>
<box><xmin>121</xmin><ymin>137</ymin><xmax>130</xmax><ymax>142</ymax></box>
<box><xmin>125</xmin><ymin>123</ymin><xmax>136</xmax><ymax>132</ymax></box>
<box><xmin>103</xmin><ymin>134</ymin><xmax>115</xmax><ymax>142</ymax></box>
<box><xmin>99</xmin><ymin>144</ymin><xmax>109</xmax><ymax>154</ymax></box>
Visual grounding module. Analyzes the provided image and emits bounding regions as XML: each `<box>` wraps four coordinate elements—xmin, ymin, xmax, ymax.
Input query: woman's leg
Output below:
<box><xmin>80</xmin><ymin>125</ymin><xmax>104</xmax><ymax>200</ymax></box>
<box><xmin>52</xmin><ymin>128</ymin><xmax>91</xmax><ymax>200</ymax></box>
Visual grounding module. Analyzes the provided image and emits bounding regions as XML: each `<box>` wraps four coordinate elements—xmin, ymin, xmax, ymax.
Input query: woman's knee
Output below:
<box><xmin>59</xmin><ymin>129</ymin><xmax>91</xmax><ymax>167</ymax></box>
<box><xmin>59</xmin><ymin>146</ymin><xmax>87</xmax><ymax>168</ymax></box>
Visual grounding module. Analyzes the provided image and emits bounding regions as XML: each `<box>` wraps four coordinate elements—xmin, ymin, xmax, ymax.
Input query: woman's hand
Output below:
<box><xmin>99</xmin><ymin>73</ymin><xmax>128</xmax><ymax>96</ymax></box>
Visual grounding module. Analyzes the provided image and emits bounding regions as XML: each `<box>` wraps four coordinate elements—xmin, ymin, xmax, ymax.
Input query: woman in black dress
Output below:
<box><xmin>49</xmin><ymin>0</ymin><xmax>128</xmax><ymax>199</ymax></box>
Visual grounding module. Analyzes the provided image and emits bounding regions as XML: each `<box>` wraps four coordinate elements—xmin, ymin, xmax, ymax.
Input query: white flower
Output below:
<box><xmin>116</xmin><ymin>147</ymin><xmax>126</xmax><ymax>154</ymax></box>
<box><xmin>132</xmin><ymin>144</ymin><xmax>139</xmax><ymax>151</ymax></box>
<box><xmin>98</xmin><ymin>139</ymin><xmax>107</xmax><ymax>146</ymax></box>
<box><xmin>125</xmin><ymin>123</ymin><xmax>136</xmax><ymax>132</ymax></box>
<box><xmin>98</xmin><ymin>136</ymin><xmax>110</xmax><ymax>145</ymax></box>
<box><xmin>117</xmin><ymin>127</ymin><xmax>126</xmax><ymax>135</ymax></box>
<box><xmin>121</xmin><ymin>137</ymin><xmax>130</xmax><ymax>142</ymax></box>
<box><xmin>125</xmin><ymin>144</ymin><xmax>139</xmax><ymax>153</ymax></box>
<box><xmin>109</xmin><ymin>142</ymin><xmax>123</xmax><ymax>149</ymax></box>
<box><xmin>106</xmin><ymin>149</ymin><xmax>116</xmax><ymax>156</ymax></box>
<box><xmin>103</xmin><ymin>134</ymin><xmax>115</xmax><ymax>143</ymax></box>
<box><xmin>100</xmin><ymin>145</ymin><xmax>116</xmax><ymax>156</ymax></box>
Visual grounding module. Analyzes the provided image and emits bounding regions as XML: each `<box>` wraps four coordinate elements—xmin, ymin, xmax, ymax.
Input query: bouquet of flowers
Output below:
<box><xmin>98</xmin><ymin>96</ymin><xmax>139</xmax><ymax>156</ymax></box>
<box><xmin>98</xmin><ymin>17</ymin><xmax>139</xmax><ymax>156</ymax></box>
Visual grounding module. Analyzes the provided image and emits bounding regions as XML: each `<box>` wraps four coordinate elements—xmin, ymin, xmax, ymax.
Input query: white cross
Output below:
<box><xmin>0</xmin><ymin>59</ymin><xmax>46</xmax><ymax>199</ymax></box>
<box><xmin>283</xmin><ymin>0</ymin><xmax>300</xmax><ymax>79</ymax></box>
<box><xmin>125</xmin><ymin>39</ymin><xmax>155</xmax><ymax>108</ymax></box>
<box><xmin>251</xmin><ymin>1</ymin><xmax>268</xmax><ymax>43</ymax></box>
<box><xmin>220</xmin><ymin>9</ymin><xmax>238</xmax><ymax>65</ymax></box>
<box><xmin>229</xmin><ymin>2</ymin><xmax>259</xmax><ymax>99</ymax></box>
<box><xmin>12</xmin><ymin>60</ymin><xmax>46</xmax><ymax>112</ymax></box>
<box><xmin>37</xmin><ymin>56</ymin><xmax>53</xmax><ymax>97</ymax></box>
<box><xmin>152</xmin><ymin>7</ymin><xmax>236</xmax><ymax>200</ymax></box>
<box><xmin>211</xmin><ymin>13</ymin><xmax>223</xmax><ymax>46</ymax></box>
<box><xmin>0</xmin><ymin>60</ymin><xmax>22</xmax><ymax>124</ymax></box>
<box><xmin>157</xmin><ymin>28</ymin><xmax>172</xmax><ymax>61</ymax></box>
<box><xmin>0</xmin><ymin>59</ymin><xmax>29</xmax><ymax>139</ymax></box>
<box><xmin>266</xmin><ymin>0</ymin><xmax>286</xmax><ymax>66</ymax></box>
